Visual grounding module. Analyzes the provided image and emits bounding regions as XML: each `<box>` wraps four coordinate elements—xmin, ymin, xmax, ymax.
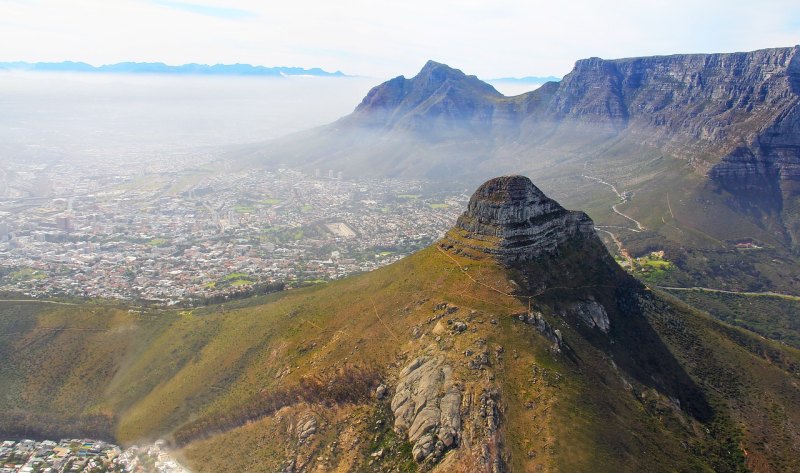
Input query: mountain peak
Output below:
<box><xmin>441</xmin><ymin>175</ymin><xmax>596</xmax><ymax>265</ymax></box>
<box><xmin>348</xmin><ymin>60</ymin><xmax>502</xmax><ymax>133</ymax></box>
<box><xmin>413</xmin><ymin>60</ymin><xmax>495</xmax><ymax>92</ymax></box>
<box><xmin>417</xmin><ymin>59</ymin><xmax>461</xmax><ymax>78</ymax></box>
<box><xmin>420</xmin><ymin>59</ymin><xmax>448</xmax><ymax>70</ymax></box>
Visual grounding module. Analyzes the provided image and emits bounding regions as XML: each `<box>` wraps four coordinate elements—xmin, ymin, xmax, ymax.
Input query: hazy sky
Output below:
<box><xmin>2</xmin><ymin>0</ymin><xmax>799</xmax><ymax>78</ymax></box>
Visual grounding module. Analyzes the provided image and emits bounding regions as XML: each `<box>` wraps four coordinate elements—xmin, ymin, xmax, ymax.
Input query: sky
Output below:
<box><xmin>1</xmin><ymin>0</ymin><xmax>799</xmax><ymax>79</ymax></box>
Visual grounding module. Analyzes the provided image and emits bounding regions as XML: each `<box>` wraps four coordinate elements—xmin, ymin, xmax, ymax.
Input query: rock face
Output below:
<box><xmin>517</xmin><ymin>311</ymin><xmax>563</xmax><ymax>351</ymax></box>
<box><xmin>295</xmin><ymin>414</ymin><xmax>317</xmax><ymax>445</ymax></box>
<box><xmin>537</xmin><ymin>47</ymin><xmax>800</xmax><ymax>244</ymax></box>
<box><xmin>441</xmin><ymin>175</ymin><xmax>595</xmax><ymax>264</ymax></box>
<box><xmin>562</xmin><ymin>299</ymin><xmax>611</xmax><ymax>333</ymax></box>
<box><xmin>391</xmin><ymin>356</ymin><xmax>462</xmax><ymax>463</ymax></box>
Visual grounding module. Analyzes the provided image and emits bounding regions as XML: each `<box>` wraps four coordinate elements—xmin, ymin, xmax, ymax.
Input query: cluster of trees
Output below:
<box><xmin>0</xmin><ymin>410</ymin><xmax>114</xmax><ymax>442</ymax></box>
<box><xmin>172</xmin><ymin>364</ymin><xmax>380</xmax><ymax>446</ymax></box>
<box><xmin>185</xmin><ymin>281</ymin><xmax>286</xmax><ymax>307</ymax></box>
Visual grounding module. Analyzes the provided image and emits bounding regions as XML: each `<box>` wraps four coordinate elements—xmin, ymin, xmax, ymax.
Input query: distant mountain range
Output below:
<box><xmin>487</xmin><ymin>75</ymin><xmax>561</xmax><ymax>84</ymax></box>
<box><xmin>241</xmin><ymin>47</ymin><xmax>800</xmax><ymax>256</ymax></box>
<box><xmin>0</xmin><ymin>61</ymin><xmax>346</xmax><ymax>77</ymax></box>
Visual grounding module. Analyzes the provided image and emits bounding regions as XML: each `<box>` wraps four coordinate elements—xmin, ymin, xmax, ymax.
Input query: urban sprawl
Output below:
<box><xmin>0</xmin><ymin>156</ymin><xmax>467</xmax><ymax>306</ymax></box>
<box><xmin>0</xmin><ymin>438</ymin><xmax>186</xmax><ymax>473</ymax></box>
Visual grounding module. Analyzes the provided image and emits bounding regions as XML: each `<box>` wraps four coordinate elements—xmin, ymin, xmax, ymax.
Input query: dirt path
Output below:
<box><xmin>0</xmin><ymin>299</ymin><xmax>80</xmax><ymax>306</ymax></box>
<box><xmin>656</xmin><ymin>286</ymin><xmax>800</xmax><ymax>301</ymax></box>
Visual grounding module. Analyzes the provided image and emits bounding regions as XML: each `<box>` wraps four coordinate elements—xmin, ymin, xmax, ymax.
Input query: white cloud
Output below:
<box><xmin>0</xmin><ymin>0</ymin><xmax>798</xmax><ymax>78</ymax></box>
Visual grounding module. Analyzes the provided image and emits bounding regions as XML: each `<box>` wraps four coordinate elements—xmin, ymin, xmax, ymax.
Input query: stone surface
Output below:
<box><xmin>296</xmin><ymin>414</ymin><xmax>317</xmax><ymax>444</ymax></box>
<box><xmin>452</xmin><ymin>321</ymin><xmax>468</xmax><ymax>333</ymax></box>
<box><xmin>517</xmin><ymin>311</ymin><xmax>563</xmax><ymax>352</ymax></box>
<box><xmin>391</xmin><ymin>356</ymin><xmax>462</xmax><ymax>463</ymax></box>
<box><xmin>563</xmin><ymin>299</ymin><xmax>611</xmax><ymax>333</ymax></box>
<box><xmin>441</xmin><ymin>175</ymin><xmax>595</xmax><ymax>264</ymax></box>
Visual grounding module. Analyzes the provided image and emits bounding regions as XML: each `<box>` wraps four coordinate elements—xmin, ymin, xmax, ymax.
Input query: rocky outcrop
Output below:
<box><xmin>295</xmin><ymin>414</ymin><xmax>317</xmax><ymax>445</ymax></box>
<box><xmin>391</xmin><ymin>356</ymin><xmax>462</xmax><ymax>463</ymax></box>
<box><xmin>441</xmin><ymin>175</ymin><xmax>595</xmax><ymax>264</ymax></box>
<box><xmin>562</xmin><ymin>299</ymin><xmax>610</xmax><ymax>333</ymax></box>
<box><xmin>517</xmin><ymin>311</ymin><xmax>563</xmax><ymax>351</ymax></box>
<box><xmin>529</xmin><ymin>47</ymin><xmax>798</xmax><ymax>161</ymax></box>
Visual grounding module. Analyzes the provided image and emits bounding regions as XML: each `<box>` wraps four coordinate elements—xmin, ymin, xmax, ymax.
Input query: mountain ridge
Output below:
<box><xmin>248</xmin><ymin>46</ymin><xmax>800</xmax><ymax>176</ymax></box>
<box><xmin>0</xmin><ymin>61</ymin><xmax>346</xmax><ymax>77</ymax></box>
<box><xmin>241</xmin><ymin>46</ymin><xmax>800</xmax><ymax>258</ymax></box>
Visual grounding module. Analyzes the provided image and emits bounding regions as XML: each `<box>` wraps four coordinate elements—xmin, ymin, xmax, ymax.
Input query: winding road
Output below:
<box><xmin>581</xmin><ymin>174</ymin><xmax>646</xmax><ymax>232</ymax></box>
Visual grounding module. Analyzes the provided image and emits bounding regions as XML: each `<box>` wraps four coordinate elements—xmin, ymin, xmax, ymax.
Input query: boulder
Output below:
<box><xmin>391</xmin><ymin>356</ymin><xmax>462</xmax><ymax>463</ymax></box>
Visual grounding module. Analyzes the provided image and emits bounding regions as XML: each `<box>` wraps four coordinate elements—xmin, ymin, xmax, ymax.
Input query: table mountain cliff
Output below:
<box><xmin>240</xmin><ymin>45</ymin><xmax>800</xmax><ymax>255</ymax></box>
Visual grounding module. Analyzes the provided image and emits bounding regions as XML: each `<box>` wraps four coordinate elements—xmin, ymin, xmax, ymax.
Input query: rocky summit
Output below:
<box><xmin>442</xmin><ymin>175</ymin><xmax>595</xmax><ymax>264</ymax></box>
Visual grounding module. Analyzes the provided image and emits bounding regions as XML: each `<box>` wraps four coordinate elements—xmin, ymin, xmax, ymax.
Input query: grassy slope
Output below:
<box><xmin>1</xmin><ymin>243</ymin><xmax>798</xmax><ymax>472</ymax></box>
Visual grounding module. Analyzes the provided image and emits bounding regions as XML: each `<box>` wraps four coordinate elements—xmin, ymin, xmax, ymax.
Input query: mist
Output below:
<box><xmin>0</xmin><ymin>72</ymin><xmax>380</xmax><ymax>165</ymax></box>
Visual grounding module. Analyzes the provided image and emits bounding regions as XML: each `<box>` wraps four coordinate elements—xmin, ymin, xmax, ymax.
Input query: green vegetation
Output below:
<box><xmin>0</xmin><ymin>243</ymin><xmax>797</xmax><ymax>472</ymax></box>
<box><xmin>146</xmin><ymin>238</ymin><xmax>169</xmax><ymax>247</ymax></box>
<box><xmin>632</xmin><ymin>251</ymin><xmax>674</xmax><ymax>283</ymax></box>
<box><xmin>223</xmin><ymin>272</ymin><xmax>249</xmax><ymax>281</ymax></box>
<box><xmin>667</xmin><ymin>290</ymin><xmax>800</xmax><ymax>348</ymax></box>
<box><xmin>5</xmin><ymin>268</ymin><xmax>46</xmax><ymax>282</ymax></box>
<box><xmin>228</xmin><ymin>279</ymin><xmax>253</xmax><ymax>287</ymax></box>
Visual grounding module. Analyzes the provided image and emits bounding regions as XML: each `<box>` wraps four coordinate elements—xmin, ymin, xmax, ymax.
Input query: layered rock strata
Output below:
<box><xmin>441</xmin><ymin>175</ymin><xmax>595</xmax><ymax>264</ymax></box>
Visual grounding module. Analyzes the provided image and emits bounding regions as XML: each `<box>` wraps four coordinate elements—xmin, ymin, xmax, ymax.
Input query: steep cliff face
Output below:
<box><xmin>537</xmin><ymin>48</ymin><xmax>800</xmax><ymax>211</ymax></box>
<box><xmin>537</xmin><ymin>47</ymin><xmax>799</xmax><ymax>149</ymax></box>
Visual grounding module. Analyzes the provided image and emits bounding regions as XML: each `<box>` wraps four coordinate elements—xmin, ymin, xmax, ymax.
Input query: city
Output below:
<box><xmin>0</xmin><ymin>156</ymin><xmax>468</xmax><ymax>306</ymax></box>
<box><xmin>0</xmin><ymin>438</ymin><xmax>187</xmax><ymax>473</ymax></box>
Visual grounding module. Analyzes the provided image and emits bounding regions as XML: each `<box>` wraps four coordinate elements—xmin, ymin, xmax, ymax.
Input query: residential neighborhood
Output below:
<box><xmin>0</xmin><ymin>159</ymin><xmax>468</xmax><ymax>306</ymax></box>
<box><xmin>0</xmin><ymin>438</ymin><xmax>187</xmax><ymax>473</ymax></box>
